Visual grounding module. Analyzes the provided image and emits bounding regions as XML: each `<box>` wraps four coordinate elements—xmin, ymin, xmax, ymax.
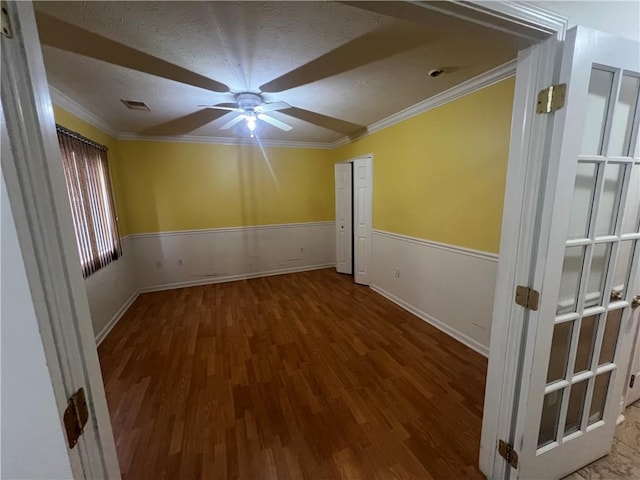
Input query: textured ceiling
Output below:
<box><xmin>35</xmin><ymin>1</ymin><xmax>541</xmax><ymax>143</ymax></box>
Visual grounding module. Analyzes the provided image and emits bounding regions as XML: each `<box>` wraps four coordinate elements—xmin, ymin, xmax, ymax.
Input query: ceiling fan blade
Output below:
<box><xmin>280</xmin><ymin>107</ymin><xmax>364</xmax><ymax>136</ymax></box>
<box><xmin>257</xmin><ymin>114</ymin><xmax>293</xmax><ymax>131</ymax></box>
<box><xmin>259</xmin><ymin>25</ymin><xmax>432</xmax><ymax>93</ymax></box>
<box><xmin>141</xmin><ymin>109</ymin><xmax>229</xmax><ymax>135</ymax></box>
<box><xmin>35</xmin><ymin>12</ymin><xmax>230</xmax><ymax>93</ymax></box>
<box><xmin>220</xmin><ymin>114</ymin><xmax>247</xmax><ymax>130</ymax></box>
<box><xmin>256</xmin><ymin>101</ymin><xmax>291</xmax><ymax>113</ymax></box>
<box><xmin>197</xmin><ymin>104</ymin><xmax>240</xmax><ymax>112</ymax></box>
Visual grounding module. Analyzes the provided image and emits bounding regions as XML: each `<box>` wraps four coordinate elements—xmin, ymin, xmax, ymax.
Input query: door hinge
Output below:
<box><xmin>536</xmin><ymin>83</ymin><xmax>566</xmax><ymax>114</ymax></box>
<box><xmin>63</xmin><ymin>387</ymin><xmax>89</xmax><ymax>449</ymax></box>
<box><xmin>515</xmin><ymin>285</ymin><xmax>540</xmax><ymax>311</ymax></box>
<box><xmin>498</xmin><ymin>439</ymin><xmax>519</xmax><ymax>469</ymax></box>
<box><xmin>1</xmin><ymin>2</ymin><xmax>12</xmax><ymax>38</ymax></box>
<box><xmin>631</xmin><ymin>374</ymin><xmax>636</xmax><ymax>389</ymax></box>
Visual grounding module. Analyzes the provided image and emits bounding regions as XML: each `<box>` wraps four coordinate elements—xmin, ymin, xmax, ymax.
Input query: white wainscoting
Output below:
<box><xmin>370</xmin><ymin>230</ymin><xmax>499</xmax><ymax>357</ymax></box>
<box><xmin>86</xmin><ymin>236</ymin><xmax>138</xmax><ymax>344</ymax></box>
<box><xmin>131</xmin><ymin>222</ymin><xmax>336</xmax><ymax>291</ymax></box>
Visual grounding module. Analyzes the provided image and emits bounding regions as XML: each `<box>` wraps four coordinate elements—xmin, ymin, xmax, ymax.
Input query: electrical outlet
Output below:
<box><xmin>155</xmin><ymin>260</ymin><xmax>162</xmax><ymax>269</ymax></box>
<box><xmin>394</xmin><ymin>268</ymin><xmax>400</xmax><ymax>278</ymax></box>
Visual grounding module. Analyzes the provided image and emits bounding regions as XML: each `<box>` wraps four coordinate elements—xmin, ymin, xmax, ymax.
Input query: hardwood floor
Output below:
<box><xmin>98</xmin><ymin>268</ymin><xmax>487</xmax><ymax>479</ymax></box>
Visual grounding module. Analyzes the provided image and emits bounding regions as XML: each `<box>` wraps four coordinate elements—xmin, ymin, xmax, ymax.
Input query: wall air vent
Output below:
<box><xmin>120</xmin><ymin>99</ymin><xmax>151</xmax><ymax>111</ymax></box>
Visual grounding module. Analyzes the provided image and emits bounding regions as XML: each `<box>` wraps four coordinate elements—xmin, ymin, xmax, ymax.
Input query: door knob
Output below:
<box><xmin>632</xmin><ymin>294</ymin><xmax>640</xmax><ymax>309</ymax></box>
<box><xmin>610</xmin><ymin>290</ymin><xmax>623</xmax><ymax>301</ymax></box>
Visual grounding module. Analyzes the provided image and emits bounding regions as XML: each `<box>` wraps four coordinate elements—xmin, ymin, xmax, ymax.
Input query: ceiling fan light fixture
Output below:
<box><xmin>245</xmin><ymin>112</ymin><xmax>257</xmax><ymax>132</ymax></box>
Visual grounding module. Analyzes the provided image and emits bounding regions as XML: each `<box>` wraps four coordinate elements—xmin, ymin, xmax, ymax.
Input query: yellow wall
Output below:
<box><xmin>53</xmin><ymin>105</ymin><xmax>334</xmax><ymax>235</ymax></box>
<box><xmin>333</xmin><ymin>78</ymin><xmax>515</xmax><ymax>253</ymax></box>
<box><xmin>54</xmin><ymin>77</ymin><xmax>514</xmax><ymax>250</ymax></box>
<box><xmin>53</xmin><ymin>105</ymin><xmax>131</xmax><ymax>236</ymax></box>
<box><xmin>116</xmin><ymin>141</ymin><xmax>333</xmax><ymax>234</ymax></box>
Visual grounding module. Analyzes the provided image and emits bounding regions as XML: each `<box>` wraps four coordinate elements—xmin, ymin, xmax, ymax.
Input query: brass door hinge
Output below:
<box><xmin>536</xmin><ymin>83</ymin><xmax>566</xmax><ymax>114</ymax></box>
<box><xmin>1</xmin><ymin>2</ymin><xmax>13</xmax><ymax>38</ymax></box>
<box><xmin>515</xmin><ymin>285</ymin><xmax>540</xmax><ymax>311</ymax></box>
<box><xmin>498</xmin><ymin>439</ymin><xmax>519</xmax><ymax>469</ymax></box>
<box><xmin>63</xmin><ymin>387</ymin><xmax>89</xmax><ymax>449</ymax></box>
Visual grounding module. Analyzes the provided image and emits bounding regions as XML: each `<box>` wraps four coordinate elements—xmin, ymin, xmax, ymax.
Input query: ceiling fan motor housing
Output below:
<box><xmin>237</xmin><ymin>92</ymin><xmax>262</xmax><ymax>112</ymax></box>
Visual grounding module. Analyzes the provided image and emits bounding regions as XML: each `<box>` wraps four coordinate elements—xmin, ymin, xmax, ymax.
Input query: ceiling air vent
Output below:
<box><xmin>120</xmin><ymin>99</ymin><xmax>150</xmax><ymax>111</ymax></box>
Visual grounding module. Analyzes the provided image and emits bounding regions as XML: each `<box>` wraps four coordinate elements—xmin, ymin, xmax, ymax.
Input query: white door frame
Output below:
<box><xmin>1</xmin><ymin>2</ymin><xmax>119</xmax><ymax>477</ymax></box>
<box><xmin>479</xmin><ymin>35</ymin><xmax>564</xmax><ymax>478</ymax></box>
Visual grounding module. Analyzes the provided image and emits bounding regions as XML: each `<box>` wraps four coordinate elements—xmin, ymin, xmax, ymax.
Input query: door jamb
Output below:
<box><xmin>478</xmin><ymin>33</ymin><xmax>564</xmax><ymax>480</ymax></box>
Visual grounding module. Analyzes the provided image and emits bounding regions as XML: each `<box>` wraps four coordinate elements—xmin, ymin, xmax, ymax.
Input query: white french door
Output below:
<box><xmin>512</xmin><ymin>27</ymin><xmax>640</xmax><ymax>479</ymax></box>
<box><xmin>335</xmin><ymin>162</ymin><xmax>353</xmax><ymax>274</ymax></box>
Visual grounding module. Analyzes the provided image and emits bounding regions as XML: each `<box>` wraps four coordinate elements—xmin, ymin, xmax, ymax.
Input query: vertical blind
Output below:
<box><xmin>57</xmin><ymin>126</ymin><xmax>121</xmax><ymax>277</ymax></box>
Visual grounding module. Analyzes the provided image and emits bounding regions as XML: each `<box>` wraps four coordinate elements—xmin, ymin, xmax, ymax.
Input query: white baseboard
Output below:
<box><xmin>95</xmin><ymin>289</ymin><xmax>140</xmax><ymax>346</ymax></box>
<box><xmin>370</xmin><ymin>284</ymin><xmax>489</xmax><ymax>358</ymax></box>
<box><xmin>139</xmin><ymin>263</ymin><xmax>335</xmax><ymax>293</ymax></box>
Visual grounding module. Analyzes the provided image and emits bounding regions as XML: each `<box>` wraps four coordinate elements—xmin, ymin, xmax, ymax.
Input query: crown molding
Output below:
<box><xmin>48</xmin><ymin>85</ymin><xmax>119</xmax><ymax>138</ymax></box>
<box><xmin>329</xmin><ymin>59</ymin><xmax>517</xmax><ymax>149</ymax></box>
<box><xmin>115</xmin><ymin>132</ymin><xmax>333</xmax><ymax>149</ymax></box>
<box><xmin>463</xmin><ymin>1</ymin><xmax>569</xmax><ymax>40</ymax></box>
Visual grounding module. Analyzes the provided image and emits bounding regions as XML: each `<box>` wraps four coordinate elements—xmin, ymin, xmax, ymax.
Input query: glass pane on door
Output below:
<box><xmin>548</xmin><ymin>321</ymin><xmax>573</xmax><ymax>383</ymax></box>
<box><xmin>564</xmin><ymin>380</ymin><xmax>589</xmax><ymax>436</ymax></box>
<box><xmin>593</xmin><ymin>164</ymin><xmax>624</xmax><ymax>237</ymax></box>
<box><xmin>621</xmin><ymin>164</ymin><xmax>640</xmax><ymax>233</ymax></box>
<box><xmin>611</xmin><ymin>240</ymin><xmax>635</xmax><ymax>297</ymax></box>
<box><xmin>584</xmin><ymin>243</ymin><xmax>611</xmax><ymax>307</ymax></box>
<box><xmin>539</xmin><ymin>390</ymin><xmax>562</xmax><ymax>448</ymax></box>
<box><xmin>598</xmin><ymin>309</ymin><xmax>624</xmax><ymax>365</ymax></box>
<box><xmin>608</xmin><ymin>74</ymin><xmax>640</xmax><ymax>157</ymax></box>
<box><xmin>581</xmin><ymin>69</ymin><xmax>614</xmax><ymax>155</ymax></box>
<box><xmin>557</xmin><ymin>246</ymin><xmax>585</xmax><ymax>314</ymax></box>
<box><xmin>588</xmin><ymin>372</ymin><xmax>612</xmax><ymax>425</ymax></box>
<box><xmin>568</xmin><ymin>163</ymin><xmax>598</xmax><ymax>239</ymax></box>
<box><xmin>574</xmin><ymin>314</ymin><xmax>598</xmax><ymax>373</ymax></box>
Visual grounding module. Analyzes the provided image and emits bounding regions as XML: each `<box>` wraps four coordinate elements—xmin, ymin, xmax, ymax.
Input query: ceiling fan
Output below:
<box><xmin>34</xmin><ymin>7</ymin><xmax>433</xmax><ymax>138</ymax></box>
<box><xmin>199</xmin><ymin>93</ymin><xmax>293</xmax><ymax>136</ymax></box>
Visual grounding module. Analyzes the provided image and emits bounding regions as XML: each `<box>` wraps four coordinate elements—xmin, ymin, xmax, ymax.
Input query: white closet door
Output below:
<box><xmin>335</xmin><ymin>163</ymin><xmax>353</xmax><ymax>274</ymax></box>
<box><xmin>353</xmin><ymin>157</ymin><xmax>372</xmax><ymax>285</ymax></box>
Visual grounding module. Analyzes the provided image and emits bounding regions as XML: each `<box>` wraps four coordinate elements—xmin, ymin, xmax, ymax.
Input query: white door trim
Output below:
<box><xmin>479</xmin><ymin>34</ymin><xmax>563</xmax><ymax>479</ymax></box>
<box><xmin>1</xmin><ymin>2</ymin><xmax>119</xmax><ymax>477</ymax></box>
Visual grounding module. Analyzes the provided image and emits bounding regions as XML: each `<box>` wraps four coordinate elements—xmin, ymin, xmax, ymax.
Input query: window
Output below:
<box><xmin>56</xmin><ymin>125</ymin><xmax>121</xmax><ymax>277</ymax></box>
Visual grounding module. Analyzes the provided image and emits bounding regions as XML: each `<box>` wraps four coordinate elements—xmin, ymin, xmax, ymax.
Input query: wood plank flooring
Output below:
<box><xmin>98</xmin><ymin>268</ymin><xmax>487</xmax><ymax>479</ymax></box>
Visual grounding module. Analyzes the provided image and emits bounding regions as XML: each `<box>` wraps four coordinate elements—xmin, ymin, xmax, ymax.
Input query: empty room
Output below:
<box><xmin>2</xmin><ymin>1</ymin><xmax>640</xmax><ymax>479</ymax></box>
